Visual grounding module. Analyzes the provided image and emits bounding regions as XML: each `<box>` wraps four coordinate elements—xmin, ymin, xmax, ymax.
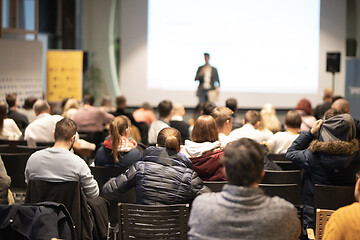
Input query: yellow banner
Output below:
<box><xmin>47</xmin><ymin>51</ymin><xmax>83</xmax><ymax>102</ymax></box>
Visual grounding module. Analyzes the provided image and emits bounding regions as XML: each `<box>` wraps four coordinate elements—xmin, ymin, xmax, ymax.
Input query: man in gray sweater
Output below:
<box><xmin>188</xmin><ymin>138</ymin><xmax>300</xmax><ymax>240</ymax></box>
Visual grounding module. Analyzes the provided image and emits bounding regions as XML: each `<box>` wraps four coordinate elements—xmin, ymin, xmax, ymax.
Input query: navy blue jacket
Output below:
<box><xmin>95</xmin><ymin>146</ymin><xmax>141</xmax><ymax>167</ymax></box>
<box><xmin>102</xmin><ymin>146</ymin><xmax>208</xmax><ymax>204</ymax></box>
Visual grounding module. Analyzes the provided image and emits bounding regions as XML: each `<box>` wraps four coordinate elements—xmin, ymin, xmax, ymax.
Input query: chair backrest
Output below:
<box><xmin>203</xmin><ymin>181</ymin><xmax>228</xmax><ymax>192</ymax></box>
<box><xmin>273</xmin><ymin>161</ymin><xmax>301</xmax><ymax>170</ymax></box>
<box><xmin>259</xmin><ymin>183</ymin><xmax>301</xmax><ymax>205</ymax></box>
<box><xmin>15</xmin><ymin>145</ymin><xmax>47</xmax><ymax>154</ymax></box>
<box><xmin>0</xmin><ymin>139</ymin><xmax>27</xmax><ymax>152</ymax></box>
<box><xmin>261</xmin><ymin>170</ymin><xmax>301</xmax><ymax>185</ymax></box>
<box><xmin>315</xmin><ymin>209</ymin><xmax>335</xmax><ymax>240</ymax></box>
<box><xmin>0</xmin><ymin>144</ymin><xmax>13</xmax><ymax>153</ymax></box>
<box><xmin>118</xmin><ymin>203</ymin><xmax>190</xmax><ymax>240</ymax></box>
<box><xmin>25</xmin><ymin>180</ymin><xmax>92</xmax><ymax>240</ymax></box>
<box><xmin>267</xmin><ymin>153</ymin><xmax>288</xmax><ymax>161</ymax></box>
<box><xmin>314</xmin><ymin>184</ymin><xmax>355</xmax><ymax>210</ymax></box>
<box><xmin>1</xmin><ymin>152</ymin><xmax>31</xmax><ymax>190</ymax></box>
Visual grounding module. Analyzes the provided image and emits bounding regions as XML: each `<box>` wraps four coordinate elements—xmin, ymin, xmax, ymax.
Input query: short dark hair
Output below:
<box><xmin>221</xmin><ymin>138</ymin><xmax>264</xmax><ymax>186</ymax></box>
<box><xmin>23</xmin><ymin>96</ymin><xmax>37</xmax><ymax>110</ymax></box>
<box><xmin>211</xmin><ymin>107</ymin><xmax>233</xmax><ymax>129</ymax></box>
<box><xmin>54</xmin><ymin>118</ymin><xmax>77</xmax><ymax>142</ymax></box>
<box><xmin>6</xmin><ymin>93</ymin><xmax>17</xmax><ymax>108</ymax></box>
<box><xmin>285</xmin><ymin>110</ymin><xmax>301</xmax><ymax>129</ymax></box>
<box><xmin>244</xmin><ymin>110</ymin><xmax>260</xmax><ymax>125</ymax></box>
<box><xmin>324</xmin><ymin>108</ymin><xmax>341</xmax><ymax>120</ymax></box>
<box><xmin>158</xmin><ymin>100</ymin><xmax>172</xmax><ymax>118</ymax></box>
<box><xmin>204</xmin><ymin>53</ymin><xmax>210</xmax><ymax>57</ymax></box>
<box><xmin>226</xmin><ymin>98</ymin><xmax>237</xmax><ymax>114</ymax></box>
<box><xmin>203</xmin><ymin>102</ymin><xmax>216</xmax><ymax>115</ymax></box>
<box><xmin>116</xmin><ymin>96</ymin><xmax>126</xmax><ymax>108</ymax></box>
<box><xmin>83</xmin><ymin>95</ymin><xmax>95</xmax><ymax>105</ymax></box>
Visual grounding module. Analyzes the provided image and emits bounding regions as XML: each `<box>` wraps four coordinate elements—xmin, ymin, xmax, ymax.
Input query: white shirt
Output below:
<box><xmin>219</xmin><ymin>133</ymin><xmax>234</xmax><ymax>148</ymax></box>
<box><xmin>148</xmin><ymin>120</ymin><xmax>169</xmax><ymax>145</ymax></box>
<box><xmin>266</xmin><ymin>131</ymin><xmax>299</xmax><ymax>154</ymax></box>
<box><xmin>229</xmin><ymin>124</ymin><xmax>269</xmax><ymax>143</ymax></box>
<box><xmin>24</xmin><ymin>113</ymin><xmax>63</xmax><ymax>143</ymax></box>
<box><xmin>0</xmin><ymin>118</ymin><xmax>22</xmax><ymax>140</ymax></box>
<box><xmin>203</xmin><ymin>66</ymin><xmax>212</xmax><ymax>90</ymax></box>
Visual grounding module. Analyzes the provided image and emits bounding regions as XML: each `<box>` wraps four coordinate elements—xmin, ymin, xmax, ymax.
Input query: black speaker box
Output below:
<box><xmin>326</xmin><ymin>52</ymin><xmax>340</xmax><ymax>73</ymax></box>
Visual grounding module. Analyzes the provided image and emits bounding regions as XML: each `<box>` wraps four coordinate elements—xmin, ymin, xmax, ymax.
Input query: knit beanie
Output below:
<box><xmin>318</xmin><ymin>113</ymin><xmax>356</xmax><ymax>142</ymax></box>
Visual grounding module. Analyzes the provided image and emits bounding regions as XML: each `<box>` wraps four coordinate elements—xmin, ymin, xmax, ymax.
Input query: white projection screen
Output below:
<box><xmin>120</xmin><ymin>0</ymin><xmax>346</xmax><ymax>108</ymax></box>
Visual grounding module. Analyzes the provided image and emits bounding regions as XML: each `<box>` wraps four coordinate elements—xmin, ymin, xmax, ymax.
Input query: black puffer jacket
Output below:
<box><xmin>102</xmin><ymin>146</ymin><xmax>208</xmax><ymax>204</ymax></box>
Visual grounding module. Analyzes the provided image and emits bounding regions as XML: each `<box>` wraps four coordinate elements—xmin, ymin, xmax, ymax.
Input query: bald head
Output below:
<box><xmin>33</xmin><ymin>100</ymin><xmax>50</xmax><ymax>115</ymax></box>
<box><xmin>172</xmin><ymin>103</ymin><xmax>185</xmax><ymax>117</ymax></box>
<box><xmin>332</xmin><ymin>99</ymin><xmax>350</xmax><ymax>114</ymax></box>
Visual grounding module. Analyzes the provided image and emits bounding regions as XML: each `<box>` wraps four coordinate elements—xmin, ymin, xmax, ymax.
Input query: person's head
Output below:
<box><xmin>203</xmin><ymin>102</ymin><xmax>216</xmax><ymax>115</ymax></box>
<box><xmin>259</xmin><ymin>103</ymin><xmax>282</xmax><ymax>133</ymax></box>
<box><xmin>83</xmin><ymin>94</ymin><xmax>95</xmax><ymax>106</ymax></box>
<box><xmin>109</xmin><ymin>116</ymin><xmax>130</xmax><ymax>162</ymax></box>
<box><xmin>221</xmin><ymin>138</ymin><xmax>264</xmax><ymax>186</ymax></box>
<box><xmin>33</xmin><ymin>100</ymin><xmax>50</xmax><ymax>116</ymax></box>
<box><xmin>54</xmin><ymin>118</ymin><xmax>77</xmax><ymax>143</ymax></box>
<box><xmin>172</xmin><ymin>103</ymin><xmax>185</xmax><ymax>117</ymax></box>
<box><xmin>332</xmin><ymin>98</ymin><xmax>350</xmax><ymax>114</ymax></box>
<box><xmin>23</xmin><ymin>96</ymin><xmax>37</xmax><ymax>110</ymax></box>
<box><xmin>332</xmin><ymin>95</ymin><xmax>343</xmax><ymax>103</ymax></box>
<box><xmin>141</xmin><ymin>102</ymin><xmax>153</xmax><ymax>111</ymax></box>
<box><xmin>244</xmin><ymin>110</ymin><xmax>261</xmax><ymax>128</ymax></box>
<box><xmin>5</xmin><ymin>93</ymin><xmax>18</xmax><ymax>108</ymax></box>
<box><xmin>204</xmin><ymin>53</ymin><xmax>210</xmax><ymax>64</ymax></box>
<box><xmin>226</xmin><ymin>98</ymin><xmax>238</xmax><ymax>115</ymax></box>
<box><xmin>0</xmin><ymin>101</ymin><xmax>7</xmax><ymax>132</ymax></box>
<box><xmin>317</xmin><ymin>113</ymin><xmax>356</xmax><ymax>142</ymax></box>
<box><xmin>211</xmin><ymin>107</ymin><xmax>233</xmax><ymax>135</ymax></box>
<box><xmin>157</xmin><ymin>127</ymin><xmax>182</xmax><ymax>152</ymax></box>
<box><xmin>295</xmin><ymin>98</ymin><xmax>313</xmax><ymax>116</ymax></box>
<box><xmin>323</xmin><ymin>108</ymin><xmax>341</xmax><ymax>120</ymax></box>
<box><xmin>116</xmin><ymin>95</ymin><xmax>126</xmax><ymax>109</ymax></box>
<box><xmin>101</xmin><ymin>95</ymin><xmax>113</xmax><ymax>107</ymax></box>
<box><xmin>323</xmin><ymin>88</ymin><xmax>333</xmax><ymax>102</ymax></box>
<box><xmin>285</xmin><ymin>110</ymin><xmax>301</xmax><ymax>129</ymax></box>
<box><xmin>191</xmin><ymin>115</ymin><xmax>219</xmax><ymax>143</ymax></box>
<box><xmin>63</xmin><ymin>98</ymin><xmax>79</xmax><ymax>112</ymax></box>
<box><xmin>158</xmin><ymin>100</ymin><xmax>173</xmax><ymax>119</ymax></box>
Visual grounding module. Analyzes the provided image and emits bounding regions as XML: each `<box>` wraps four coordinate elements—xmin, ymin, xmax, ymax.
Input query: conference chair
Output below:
<box><xmin>261</xmin><ymin>170</ymin><xmax>301</xmax><ymax>185</ymax></box>
<box><xmin>1</xmin><ymin>152</ymin><xmax>31</xmax><ymax>203</ymax></box>
<box><xmin>267</xmin><ymin>153</ymin><xmax>288</xmax><ymax>162</ymax></box>
<box><xmin>313</xmin><ymin>184</ymin><xmax>355</xmax><ymax>210</ymax></box>
<box><xmin>15</xmin><ymin>145</ymin><xmax>48</xmax><ymax>154</ymax></box>
<box><xmin>117</xmin><ymin>203</ymin><xmax>190</xmax><ymax>240</ymax></box>
<box><xmin>259</xmin><ymin>183</ymin><xmax>301</xmax><ymax>205</ymax></box>
<box><xmin>0</xmin><ymin>144</ymin><xmax>12</xmax><ymax>153</ymax></box>
<box><xmin>307</xmin><ymin>209</ymin><xmax>335</xmax><ymax>240</ymax></box>
<box><xmin>0</xmin><ymin>139</ymin><xmax>27</xmax><ymax>152</ymax></box>
<box><xmin>273</xmin><ymin>160</ymin><xmax>301</xmax><ymax>170</ymax></box>
<box><xmin>203</xmin><ymin>181</ymin><xmax>228</xmax><ymax>192</ymax></box>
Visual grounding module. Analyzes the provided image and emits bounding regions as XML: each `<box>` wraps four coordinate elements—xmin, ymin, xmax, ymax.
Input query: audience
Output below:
<box><xmin>259</xmin><ymin>103</ymin><xmax>282</xmax><ymax>135</ymax></box>
<box><xmin>313</xmin><ymin>88</ymin><xmax>333</xmax><ymax>120</ymax></box>
<box><xmin>0</xmin><ymin>156</ymin><xmax>11</xmax><ymax>204</ymax></box>
<box><xmin>99</xmin><ymin>95</ymin><xmax>116</xmax><ymax>113</ymax></box>
<box><xmin>181</xmin><ymin>115</ymin><xmax>225</xmax><ymax>181</ymax></box>
<box><xmin>225</xmin><ymin>97</ymin><xmax>242</xmax><ymax>130</ymax></box>
<box><xmin>210</xmin><ymin>107</ymin><xmax>234</xmax><ymax>147</ymax></box>
<box><xmin>102</xmin><ymin>127</ymin><xmax>208</xmax><ymax>204</ymax></box>
<box><xmin>169</xmin><ymin>103</ymin><xmax>190</xmax><ymax>144</ymax></box>
<box><xmin>111</xmin><ymin>95</ymin><xmax>136</xmax><ymax>124</ymax></box>
<box><xmin>229</xmin><ymin>110</ymin><xmax>270</xmax><ymax>143</ymax></box>
<box><xmin>18</xmin><ymin>96</ymin><xmax>37</xmax><ymax>123</ymax></box>
<box><xmin>323</xmin><ymin>169</ymin><xmax>360</xmax><ymax>239</ymax></box>
<box><xmin>295</xmin><ymin>98</ymin><xmax>316</xmax><ymax>132</ymax></box>
<box><xmin>148</xmin><ymin>100</ymin><xmax>173</xmax><ymax>145</ymax></box>
<box><xmin>286</xmin><ymin>112</ymin><xmax>360</xmax><ymax>228</ymax></box>
<box><xmin>0</xmin><ymin>101</ymin><xmax>22</xmax><ymax>140</ymax></box>
<box><xmin>6</xmin><ymin>93</ymin><xmax>29</xmax><ymax>133</ymax></box>
<box><xmin>202</xmin><ymin>102</ymin><xmax>216</xmax><ymax>115</ymax></box>
<box><xmin>265</xmin><ymin>110</ymin><xmax>301</xmax><ymax>154</ymax></box>
<box><xmin>62</xmin><ymin>98</ymin><xmax>79</xmax><ymax>119</ymax></box>
<box><xmin>132</xmin><ymin>102</ymin><xmax>156</xmax><ymax>125</ymax></box>
<box><xmin>95</xmin><ymin>116</ymin><xmax>141</xmax><ymax>167</ymax></box>
<box><xmin>188</xmin><ymin>138</ymin><xmax>301</xmax><ymax>240</ymax></box>
<box><xmin>25</xmin><ymin>118</ymin><xmax>99</xmax><ymax>198</ymax></box>
<box><xmin>72</xmin><ymin>94</ymin><xmax>114</xmax><ymax>132</ymax></box>
<box><xmin>24</xmin><ymin>100</ymin><xmax>63</xmax><ymax>144</ymax></box>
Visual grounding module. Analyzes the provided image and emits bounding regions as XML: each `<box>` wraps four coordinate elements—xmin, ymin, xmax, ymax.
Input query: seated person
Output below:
<box><xmin>181</xmin><ymin>115</ymin><xmax>225</xmax><ymax>181</ymax></box>
<box><xmin>265</xmin><ymin>110</ymin><xmax>301</xmax><ymax>154</ymax></box>
<box><xmin>286</xmin><ymin>112</ymin><xmax>360</xmax><ymax>228</ymax></box>
<box><xmin>102</xmin><ymin>127</ymin><xmax>208</xmax><ymax>204</ymax></box>
<box><xmin>211</xmin><ymin>106</ymin><xmax>234</xmax><ymax>148</ymax></box>
<box><xmin>95</xmin><ymin>116</ymin><xmax>141</xmax><ymax>167</ymax></box>
<box><xmin>323</xmin><ymin>169</ymin><xmax>360</xmax><ymax>239</ymax></box>
<box><xmin>6</xmin><ymin>93</ymin><xmax>29</xmax><ymax>133</ymax></box>
<box><xmin>188</xmin><ymin>138</ymin><xmax>301</xmax><ymax>240</ymax></box>
<box><xmin>0</xmin><ymin>101</ymin><xmax>22</xmax><ymax>141</ymax></box>
<box><xmin>25</xmin><ymin>118</ymin><xmax>99</xmax><ymax>198</ymax></box>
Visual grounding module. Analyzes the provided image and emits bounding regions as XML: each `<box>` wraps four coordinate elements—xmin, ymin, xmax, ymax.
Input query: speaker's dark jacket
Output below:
<box><xmin>195</xmin><ymin>65</ymin><xmax>220</xmax><ymax>97</ymax></box>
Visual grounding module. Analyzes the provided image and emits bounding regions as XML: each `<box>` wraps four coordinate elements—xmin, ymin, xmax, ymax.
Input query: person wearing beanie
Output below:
<box><xmin>286</xmin><ymin>112</ymin><xmax>360</xmax><ymax>229</ymax></box>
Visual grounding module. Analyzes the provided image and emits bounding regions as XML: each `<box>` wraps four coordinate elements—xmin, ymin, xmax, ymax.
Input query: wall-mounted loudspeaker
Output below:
<box><xmin>326</xmin><ymin>52</ymin><xmax>340</xmax><ymax>73</ymax></box>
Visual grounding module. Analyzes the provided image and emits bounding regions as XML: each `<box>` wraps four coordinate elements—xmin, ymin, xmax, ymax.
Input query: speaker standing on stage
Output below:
<box><xmin>195</xmin><ymin>53</ymin><xmax>220</xmax><ymax>103</ymax></box>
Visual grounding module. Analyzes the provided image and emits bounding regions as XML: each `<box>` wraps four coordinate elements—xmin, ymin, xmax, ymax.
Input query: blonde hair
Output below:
<box><xmin>258</xmin><ymin>103</ymin><xmax>282</xmax><ymax>133</ymax></box>
<box><xmin>62</xmin><ymin>98</ymin><xmax>79</xmax><ymax>117</ymax></box>
<box><xmin>109</xmin><ymin>116</ymin><xmax>129</xmax><ymax>162</ymax></box>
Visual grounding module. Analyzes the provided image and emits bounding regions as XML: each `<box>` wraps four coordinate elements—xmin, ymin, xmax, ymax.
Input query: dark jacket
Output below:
<box><xmin>102</xmin><ymin>146</ymin><xmax>208</xmax><ymax>204</ymax></box>
<box><xmin>7</xmin><ymin>110</ymin><xmax>29</xmax><ymax>133</ymax></box>
<box><xmin>195</xmin><ymin>65</ymin><xmax>220</xmax><ymax>97</ymax></box>
<box><xmin>0</xmin><ymin>202</ymin><xmax>75</xmax><ymax>240</ymax></box>
<box><xmin>286</xmin><ymin>130</ymin><xmax>360</xmax><ymax>225</ymax></box>
<box><xmin>95</xmin><ymin>146</ymin><xmax>141</xmax><ymax>167</ymax></box>
<box><xmin>190</xmin><ymin>149</ymin><xmax>226</xmax><ymax>181</ymax></box>
<box><xmin>0</xmin><ymin>156</ymin><xmax>11</xmax><ymax>204</ymax></box>
<box><xmin>170</xmin><ymin>120</ymin><xmax>190</xmax><ymax>144</ymax></box>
